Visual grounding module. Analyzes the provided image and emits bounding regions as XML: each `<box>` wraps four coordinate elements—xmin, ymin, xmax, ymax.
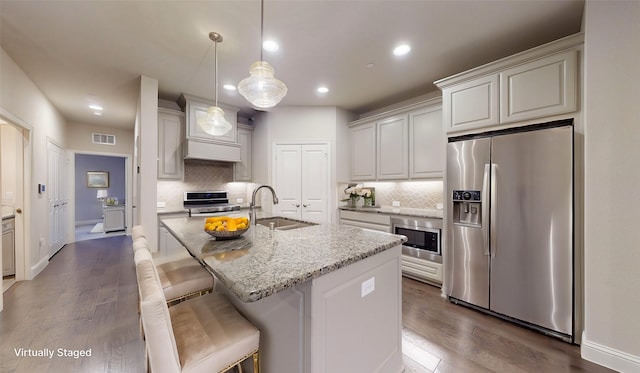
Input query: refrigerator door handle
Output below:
<box><xmin>490</xmin><ymin>163</ymin><xmax>497</xmax><ymax>257</ymax></box>
<box><xmin>482</xmin><ymin>164</ymin><xmax>491</xmax><ymax>256</ymax></box>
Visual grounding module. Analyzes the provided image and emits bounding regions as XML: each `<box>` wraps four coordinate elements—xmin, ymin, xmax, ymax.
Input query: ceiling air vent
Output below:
<box><xmin>92</xmin><ymin>133</ymin><xmax>116</xmax><ymax>145</ymax></box>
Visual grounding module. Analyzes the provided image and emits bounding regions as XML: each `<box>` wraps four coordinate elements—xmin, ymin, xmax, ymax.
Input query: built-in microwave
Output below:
<box><xmin>391</xmin><ymin>217</ymin><xmax>442</xmax><ymax>264</ymax></box>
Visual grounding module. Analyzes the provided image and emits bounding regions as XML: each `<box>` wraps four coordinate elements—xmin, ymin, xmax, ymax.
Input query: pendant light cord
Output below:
<box><xmin>260</xmin><ymin>0</ymin><xmax>264</xmax><ymax>61</ymax></box>
<box><xmin>214</xmin><ymin>38</ymin><xmax>219</xmax><ymax>107</ymax></box>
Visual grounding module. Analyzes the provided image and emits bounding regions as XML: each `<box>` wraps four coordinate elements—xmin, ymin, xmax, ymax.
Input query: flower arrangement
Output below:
<box><xmin>344</xmin><ymin>185</ymin><xmax>374</xmax><ymax>207</ymax></box>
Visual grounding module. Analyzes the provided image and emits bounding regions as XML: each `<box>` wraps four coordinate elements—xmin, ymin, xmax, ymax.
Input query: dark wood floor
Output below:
<box><xmin>0</xmin><ymin>236</ymin><xmax>145</xmax><ymax>373</ymax></box>
<box><xmin>1</xmin><ymin>237</ymin><xmax>613</xmax><ymax>373</ymax></box>
<box><xmin>402</xmin><ymin>277</ymin><xmax>614</xmax><ymax>373</ymax></box>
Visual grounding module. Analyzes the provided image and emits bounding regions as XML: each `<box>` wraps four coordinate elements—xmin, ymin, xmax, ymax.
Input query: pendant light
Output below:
<box><xmin>197</xmin><ymin>32</ymin><xmax>232</xmax><ymax>136</ymax></box>
<box><xmin>238</xmin><ymin>0</ymin><xmax>288</xmax><ymax>109</ymax></box>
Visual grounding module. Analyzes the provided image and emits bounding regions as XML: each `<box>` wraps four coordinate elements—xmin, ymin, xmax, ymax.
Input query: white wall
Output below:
<box><xmin>136</xmin><ymin>76</ymin><xmax>158</xmax><ymax>251</ymax></box>
<box><xmin>66</xmin><ymin>121</ymin><xmax>134</xmax><ymax>154</ymax></box>
<box><xmin>582</xmin><ymin>1</ymin><xmax>640</xmax><ymax>372</ymax></box>
<box><xmin>1</xmin><ymin>48</ymin><xmax>67</xmax><ymax>279</ymax></box>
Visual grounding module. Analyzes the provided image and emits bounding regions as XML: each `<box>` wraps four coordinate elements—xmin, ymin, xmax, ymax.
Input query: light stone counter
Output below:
<box><xmin>160</xmin><ymin>216</ymin><xmax>407</xmax><ymax>373</ymax></box>
<box><xmin>160</xmin><ymin>216</ymin><xmax>406</xmax><ymax>302</ymax></box>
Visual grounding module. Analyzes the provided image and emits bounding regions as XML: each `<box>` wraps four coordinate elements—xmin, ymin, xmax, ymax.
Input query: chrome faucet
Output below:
<box><xmin>249</xmin><ymin>185</ymin><xmax>279</xmax><ymax>226</ymax></box>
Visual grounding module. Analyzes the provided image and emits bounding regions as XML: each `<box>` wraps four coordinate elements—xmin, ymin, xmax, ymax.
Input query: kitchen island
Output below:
<box><xmin>161</xmin><ymin>216</ymin><xmax>406</xmax><ymax>373</ymax></box>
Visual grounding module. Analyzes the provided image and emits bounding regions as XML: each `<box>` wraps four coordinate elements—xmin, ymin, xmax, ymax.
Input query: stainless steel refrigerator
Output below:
<box><xmin>446</xmin><ymin>120</ymin><xmax>574</xmax><ymax>341</ymax></box>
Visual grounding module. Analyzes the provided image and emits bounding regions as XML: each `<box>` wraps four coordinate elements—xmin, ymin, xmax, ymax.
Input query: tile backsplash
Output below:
<box><xmin>157</xmin><ymin>160</ymin><xmax>252</xmax><ymax>211</ymax></box>
<box><xmin>339</xmin><ymin>180</ymin><xmax>443</xmax><ymax>209</ymax></box>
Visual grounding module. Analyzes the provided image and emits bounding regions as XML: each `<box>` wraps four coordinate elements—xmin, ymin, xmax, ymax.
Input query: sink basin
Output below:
<box><xmin>256</xmin><ymin>217</ymin><xmax>317</xmax><ymax>230</ymax></box>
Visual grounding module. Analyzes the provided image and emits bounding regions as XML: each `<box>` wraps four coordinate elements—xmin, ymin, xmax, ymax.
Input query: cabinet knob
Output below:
<box><xmin>294</xmin><ymin>204</ymin><xmax>300</xmax><ymax>208</ymax></box>
<box><xmin>303</xmin><ymin>204</ymin><xmax>310</xmax><ymax>208</ymax></box>
<box><xmin>16</xmin><ymin>208</ymin><xmax>22</xmax><ymax>214</ymax></box>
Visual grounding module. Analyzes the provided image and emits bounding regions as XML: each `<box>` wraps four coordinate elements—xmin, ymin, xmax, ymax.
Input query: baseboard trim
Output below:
<box><xmin>30</xmin><ymin>255</ymin><xmax>49</xmax><ymax>280</ymax></box>
<box><xmin>582</xmin><ymin>333</ymin><xmax>640</xmax><ymax>372</ymax></box>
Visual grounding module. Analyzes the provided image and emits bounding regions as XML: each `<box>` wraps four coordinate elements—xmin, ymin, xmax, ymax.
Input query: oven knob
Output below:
<box><xmin>463</xmin><ymin>191</ymin><xmax>471</xmax><ymax>200</ymax></box>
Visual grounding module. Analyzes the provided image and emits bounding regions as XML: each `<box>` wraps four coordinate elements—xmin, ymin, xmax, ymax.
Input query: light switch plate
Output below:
<box><xmin>436</xmin><ymin>203</ymin><xmax>443</xmax><ymax>210</ymax></box>
<box><xmin>392</xmin><ymin>201</ymin><xmax>400</xmax><ymax>207</ymax></box>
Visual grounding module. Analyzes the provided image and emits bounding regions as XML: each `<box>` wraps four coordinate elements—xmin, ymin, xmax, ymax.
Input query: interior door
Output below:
<box><xmin>300</xmin><ymin>144</ymin><xmax>328</xmax><ymax>223</ymax></box>
<box><xmin>274</xmin><ymin>144</ymin><xmax>302</xmax><ymax>219</ymax></box>
<box><xmin>273</xmin><ymin>143</ymin><xmax>329</xmax><ymax>224</ymax></box>
<box><xmin>47</xmin><ymin>141</ymin><xmax>66</xmax><ymax>257</ymax></box>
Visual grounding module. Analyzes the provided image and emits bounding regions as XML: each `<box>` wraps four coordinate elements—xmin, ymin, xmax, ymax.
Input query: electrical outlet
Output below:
<box><xmin>361</xmin><ymin>277</ymin><xmax>375</xmax><ymax>298</ymax></box>
<box><xmin>392</xmin><ymin>201</ymin><xmax>400</xmax><ymax>207</ymax></box>
<box><xmin>236</xmin><ymin>198</ymin><xmax>244</xmax><ymax>203</ymax></box>
<box><xmin>157</xmin><ymin>201</ymin><xmax>166</xmax><ymax>208</ymax></box>
<box><xmin>436</xmin><ymin>203</ymin><xmax>443</xmax><ymax>210</ymax></box>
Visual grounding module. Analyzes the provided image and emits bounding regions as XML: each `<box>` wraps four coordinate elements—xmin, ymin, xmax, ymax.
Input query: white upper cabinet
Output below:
<box><xmin>349</xmin><ymin>98</ymin><xmax>443</xmax><ymax>181</ymax></box>
<box><xmin>409</xmin><ymin>105</ymin><xmax>444</xmax><ymax>179</ymax></box>
<box><xmin>443</xmin><ymin>74</ymin><xmax>499</xmax><ymax>132</ymax></box>
<box><xmin>377</xmin><ymin>115</ymin><xmax>409</xmax><ymax>179</ymax></box>
<box><xmin>157</xmin><ymin>108</ymin><xmax>184</xmax><ymax>180</ymax></box>
<box><xmin>500</xmin><ymin>50</ymin><xmax>577</xmax><ymax>124</ymax></box>
<box><xmin>436</xmin><ymin>33</ymin><xmax>582</xmax><ymax>135</ymax></box>
<box><xmin>234</xmin><ymin>124</ymin><xmax>253</xmax><ymax>181</ymax></box>
<box><xmin>349</xmin><ymin>122</ymin><xmax>377</xmax><ymax>181</ymax></box>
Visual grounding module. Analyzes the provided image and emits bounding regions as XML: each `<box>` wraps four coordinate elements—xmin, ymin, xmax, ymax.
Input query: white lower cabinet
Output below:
<box><xmin>158</xmin><ymin>226</ymin><xmax>185</xmax><ymax>257</ymax></box>
<box><xmin>339</xmin><ymin>210</ymin><xmax>391</xmax><ymax>233</ymax></box>
<box><xmin>103</xmin><ymin>205</ymin><xmax>125</xmax><ymax>232</ymax></box>
<box><xmin>401</xmin><ymin>255</ymin><xmax>442</xmax><ymax>284</ymax></box>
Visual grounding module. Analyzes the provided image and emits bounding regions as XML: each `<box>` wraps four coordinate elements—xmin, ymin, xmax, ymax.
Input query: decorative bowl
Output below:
<box><xmin>204</xmin><ymin>226</ymin><xmax>250</xmax><ymax>240</ymax></box>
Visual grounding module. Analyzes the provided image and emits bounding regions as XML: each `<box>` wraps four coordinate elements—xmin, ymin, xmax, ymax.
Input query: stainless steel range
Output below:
<box><xmin>183</xmin><ymin>191</ymin><xmax>241</xmax><ymax>217</ymax></box>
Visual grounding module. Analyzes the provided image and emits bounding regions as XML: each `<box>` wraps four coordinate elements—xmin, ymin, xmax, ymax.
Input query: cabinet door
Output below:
<box><xmin>500</xmin><ymin>50</ymin><xmax>577</xmax><ymax>124</ymax></box>
<box><xmin>186</xmin><ymin>100</ymin><xmax>237</xmax><ymax>143</ymax></box>
<box><xmin>104</xmin><ymin>207</ymin><xmax>125</xmax><ymax>232</ymax></box>
<box><xmin>2</xmin><ymin>227</ymin><xmax>15</xmax><ymax>276</ymax></box>
<box><xmin>377</xmin><ymin>116</ymin><xmax>408</xmax><ymax>180</ymax></box>
<box><xmin>409</xmin><ymin>106</ymin><xmax>444</xmax><ymax>178</ymax></box>
<box><xmin>349</xmin><ymin>122</ymin><xmax>376</xmax><ymax>181</ymax></box>
<box><xmin>443</xmin><ymin>74</ymin><xmax>499</xmax><ymax>133</ymax></box>
<box><xmin>158</xmin><ymin>110</ymin><xmax>184</xmax><ymax>180</ymax></box>
<box><xmin>234</xmin><ymin>127</ymin><xmax>253</xmax><ymax>181</ymax></box>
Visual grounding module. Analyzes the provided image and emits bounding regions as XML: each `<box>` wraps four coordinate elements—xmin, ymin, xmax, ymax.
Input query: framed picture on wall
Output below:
<box><xmin>87</xmin><ymin>171</ymin><xmax>109</xmax><ymax>188</ymax></box>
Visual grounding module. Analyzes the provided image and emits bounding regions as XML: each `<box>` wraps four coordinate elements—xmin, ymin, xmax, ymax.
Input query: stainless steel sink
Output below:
<box><xmin>256</xmin><ymin>217</ymin><xmax>317</xmax><ymax>230</ymax></box>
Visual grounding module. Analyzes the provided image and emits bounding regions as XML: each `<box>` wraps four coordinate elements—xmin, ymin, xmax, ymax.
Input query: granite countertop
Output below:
<box><xmin>161</xmin><ymin>217</ymin><xmax>406</xmax><ymax>303</ymax></box>
<box><xmin>339</xmin><ymin>205</ymin><xmax>443</xmax><ymax>219</ymax></box>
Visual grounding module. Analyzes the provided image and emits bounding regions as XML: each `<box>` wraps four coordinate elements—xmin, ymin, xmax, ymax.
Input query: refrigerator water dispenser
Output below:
<box><xmin>452</xmin><ymin>190</ymin><xmax>482</xmax><ymax>228</ymax></box>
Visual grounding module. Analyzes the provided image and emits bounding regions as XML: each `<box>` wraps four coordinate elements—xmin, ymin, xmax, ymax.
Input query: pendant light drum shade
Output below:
<box><xmin>238</xmin><ymin>61</ymin><xmax>288</xmax><ymax>109</ymax></box>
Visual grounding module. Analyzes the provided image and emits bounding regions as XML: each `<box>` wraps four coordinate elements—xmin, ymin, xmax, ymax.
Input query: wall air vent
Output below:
<box><xmin>92</xmin><ymin>133</ymin><xmax>116</xmax><ymax>145</ymax></box>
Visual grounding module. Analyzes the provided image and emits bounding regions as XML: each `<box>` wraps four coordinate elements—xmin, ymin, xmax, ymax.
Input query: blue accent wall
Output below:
<box><xmin>75</xmin><ymin>154</ymin><xmax>125</xmax><ymax>223</ymax></box>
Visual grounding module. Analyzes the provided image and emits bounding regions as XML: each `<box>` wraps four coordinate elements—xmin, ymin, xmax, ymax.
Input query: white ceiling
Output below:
<box><xmin>0</xmin><ymin>0</ymin><xmax>584</xmax><ymax>129</ymax></box>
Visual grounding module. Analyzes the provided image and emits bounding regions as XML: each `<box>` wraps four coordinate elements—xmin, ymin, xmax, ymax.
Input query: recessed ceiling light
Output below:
<box><xmin>317</xmin><ymin>87</ymin><xmax>329</xmax><ymax>94</ymax></box>
<box><xmin>223</xmin><ymin>84</ymin><xmax>237</xmax><ymax>91</ymax></box>
<box><xmin>366</xmin><ymin>63</ymin><xmax>375</xmax><ymax>69</ymax></box>
<box><xmin>393</xmin><ymin>44</ymin><xmax>411</xmax><ymax>56</ymax></box>
<box><xmin>93</xmin><ymin>112</ymin><xmax>103</xmax><ymax>116</ymax></box>
<box><xmin>263</xmin><ymin>40</ymin><xmax>279</xmax><ymax>52</ymax></box>
<box><xmin>89</xmin><ymin>104</ymin><xmax>103</xmax><ymax>111</ymax></box>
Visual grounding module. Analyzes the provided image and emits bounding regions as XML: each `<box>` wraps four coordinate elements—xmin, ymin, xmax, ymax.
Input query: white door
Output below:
<box><xmin>300</xmin><ymin>144</ymin><xmax>328</xmax><ymax>223</ymax></box>
<box><xmin>274</xmin><ymin>145</ymin><xmax>302</xmax><ymax>219</ymax></box>
<box><xmin>47</xmin><ymin>141</ymin><xmax>66</xmax><ymax>257</ymax></box>
<box><xmin>274</xmin><ymin>143</ymin><xmax>329</xmax><ymax>224</ymax></box>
